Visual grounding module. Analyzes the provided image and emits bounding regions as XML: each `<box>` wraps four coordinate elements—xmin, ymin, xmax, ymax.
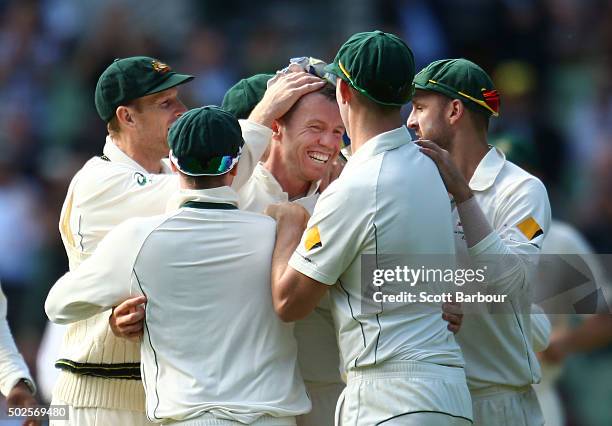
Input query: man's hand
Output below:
<box><xmin>264</xmin><ymin>202</ymin><xmax>310</xmax><ymax>230</ymax></box>
<box><xmin>109</xmin><ymin>296</ymin><xmax>147</xmax><ymax>341</ymax></box>
<box><xmin>319</xmin><ymin>158</ymin><xmax>345</xmax><ymax>193</ymax></box>
<box><xmin>416</xmin><ymin>140</ymin><xmax>473</xmax><ymax>203</ymax></box>
<box><xmin>442</xmin><ymin>301</ymin><xmax>463</xmax><ymax>334</ymax></box>
<box><xmin>249</xmin><ymin>72</ymin><xmax>326</xmax><ymax>128</ymax></box>
<box><xmin>7</xmin><ymin>380</ymin><xmax>39</xmax><ymax>426</ymax></box>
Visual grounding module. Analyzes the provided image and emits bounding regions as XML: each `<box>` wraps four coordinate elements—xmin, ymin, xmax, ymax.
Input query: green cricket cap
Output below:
<box><xmin>414</xmin><ymin>58</ymin><xmax>500</xmax><ymax>117</ymax></box>
<box><xmin>324</xmin><ymin>30</ymin><xmax>415</xmax><ymax>106</ymax></box>
<box><xmin>168</xmin><ymin>106</ymin><xmax>244</xmax><ymax>177</ymax></box>
<box><xmin>95</xmin><ymin>56</ymin><xmax>194</xmax><ymax>122</ymax></box>
<box><xmin>221</xmin><ymin>73</ymin><xmax>273</xmax><ymax>119</ymax></box>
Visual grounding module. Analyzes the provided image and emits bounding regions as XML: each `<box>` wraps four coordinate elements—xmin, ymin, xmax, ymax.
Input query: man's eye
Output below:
<box><xmin>160</xmin><ymin>101</ymin><xmax>169</xmax><ymax>108</ymax></box>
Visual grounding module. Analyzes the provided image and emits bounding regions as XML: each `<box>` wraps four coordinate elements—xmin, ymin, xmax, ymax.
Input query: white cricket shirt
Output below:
<box><xmin>453</xmin><ymin>147</ymin><xmax>552</xmax><ymax>391</ymax></box>
<box><xmin>289</xmin><ymin>126</ymin><xmax>465</xmax><ymax>373</ymax></box>
<box><xmin>46</xmin><ymin>187</ymin><xmax>310</xmax><ymax>423</ymax></box>
<box><xmin>238</xmin><ymin>163</ymin><xmax>341</xmax><ymax>384</ymax></box>
<box><xmin>52</xmin><ymin>119</ymin><xmax>272</xmax><ymax>411</ymax></box>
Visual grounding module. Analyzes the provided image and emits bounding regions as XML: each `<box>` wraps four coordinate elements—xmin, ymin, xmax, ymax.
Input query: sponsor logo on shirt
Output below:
<box><xmin>304</xmin><ymin>225</ymin><xmax>322</xmax><ymax>250</ymax></box>
<box><xmin>516</xmin><ymin>216</ymin><xmax>543</xmax><ymax>240</ymax></box>
<box><xmin>134</xmin><ymin>172</ymin><xmax>148</xmax><ymax>186</ymax></box>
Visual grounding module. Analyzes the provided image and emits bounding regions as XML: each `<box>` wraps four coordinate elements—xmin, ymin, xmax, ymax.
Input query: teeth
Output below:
<box><xmin>308</xmin><ymin>152</ymin><xmax>330</xmax><ymax>163</ymax></box>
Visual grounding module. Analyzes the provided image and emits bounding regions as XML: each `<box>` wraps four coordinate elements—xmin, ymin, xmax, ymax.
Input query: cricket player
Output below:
<box><xmin>113</xmin><ymin>59</ymin><xmax>465</xmax><ymax>425</ymax></box>
<box><xmin>49</xmin><ymin>55</ymin><xmax>324</xmax><ymax>425</ymax></box>
<box><xmin>265</xmin><ymin>31</ymin><xmax>473</xmax><ymax>425</ymax></box>
<box><xmin>218</xmin><ymin>61</ymin><xmax>460</xmax><ymax>426</ymax></box>
<box><xmin>1</xmin><ymin>282</ymin><xmax>39</xmax><ymax>426</ymax></box>
<box><xmin>407</xmin><ymin>58</ymin><xmax>552</xmax><ymax>425</ymax></box>
<box><xmin>46</xmin><ymin>106</ymin><xmax>311</xmax><ymax>425</ymax></box>
<box><xmin>237</xmin><ymin>79</ymin><xmax>345</xmax><ymax>426</ymax></box>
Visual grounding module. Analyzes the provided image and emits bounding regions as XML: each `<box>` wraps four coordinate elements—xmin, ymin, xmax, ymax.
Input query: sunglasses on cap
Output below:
<box><xmin>169</xmin><ymin>145</ymin><xmax>242</xmax><ymax>177</ymax></box>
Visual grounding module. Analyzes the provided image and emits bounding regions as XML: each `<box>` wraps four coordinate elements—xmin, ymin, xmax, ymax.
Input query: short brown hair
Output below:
<box><xmin>280</xmin><ymin>82</ymin><xmax>336</xmax><ymax>124</ymax></box>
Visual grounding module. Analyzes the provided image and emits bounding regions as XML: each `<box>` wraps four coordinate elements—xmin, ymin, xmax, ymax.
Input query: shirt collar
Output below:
<box><xmin>469</xmin><ymin>146</ymin><xmax>506</xmax><ymax>191</ymax></box>
<box><xmin>254</xmin><ymin>162</ymin><xmax>320</xmax><ymax>199</ymax></box>
<box><xmin>166</xmin><ymin>186</ymin><xmax>240</xmax><ymax>212</ymax></box>
<box><xmin>103</xmin><ymin>136</ymin><xmax>173</xmax><ymax>174</ymax></box>
<box><xmin>345</xmin><ymin>126</ymin><xmax>412</xmax><ymax>171</ymax></box>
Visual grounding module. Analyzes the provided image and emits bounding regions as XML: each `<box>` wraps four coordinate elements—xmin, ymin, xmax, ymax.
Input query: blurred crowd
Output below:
<box><xmin>0</xmin><ymin>0</ymin><xmax>610</xmax><ymax>425</ymax></box>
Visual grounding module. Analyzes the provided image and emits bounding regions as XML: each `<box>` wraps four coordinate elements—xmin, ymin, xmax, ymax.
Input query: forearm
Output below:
<box><xmin>0</xmin><ymin>322</ymin><xmax>33</xmax><ymax>397</ymax></box>
<box><xmin>271</xmin><ymin>219</ymin><xmax>305</xmax><ymax>299</ymax></box>
<box><xmin>456</xmin><ymin>196</ymin><xmax>494</xmax><ymax>248</ymax></box>
<box><xmin>45</xmin><ymin>273</ymin><xmax>113</xmax><ymax>324</ymax></box>
<box><xmin>232</xmin><ymin>120</ymin><xmax>272</xmax><ymax>190</ymax></box>
<box><xmin>457</xmin><ymin>197</ymin><xmax>528</xmax><ymax>295</ymax></box>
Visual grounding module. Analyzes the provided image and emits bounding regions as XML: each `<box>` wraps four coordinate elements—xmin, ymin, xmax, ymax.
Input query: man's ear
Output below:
<box><xmin>448</xmin><ymin>99</ymin><xmax>465</xmax><ymax>126</ymax></box>
<box><xmin>271</xmin><ymin>119</ymin><xmax>282</xmax><ymax>142</ymax></box>
<box><xmin>170</xmin><ymin>160</ymin><xmax>178</xmax><ymax>173</ymax></box>
<box><xmin>338</xmin><ymin>79</ymin><xmax>352</xmax><ymax>105</ymax></box>
<box><xmin>116</xmin><ymin>105</ymin><xmax>135</xmax><ymax>128</ymax></box>
<box><xmin>229</xmin><ymin>163</ymin><xmax>239</xmax><ymax>176</ymax></box>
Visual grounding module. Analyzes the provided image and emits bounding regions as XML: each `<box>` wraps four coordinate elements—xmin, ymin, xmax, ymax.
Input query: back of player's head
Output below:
<box><xmin>168</xmin><ymin>106</ymin><xmax>244</xmax><ymax>177</ymax></box>
<box><xmin>324</xmin><ymin>30</ymin><xmax>415</xmax><ymax>107</ymax></box>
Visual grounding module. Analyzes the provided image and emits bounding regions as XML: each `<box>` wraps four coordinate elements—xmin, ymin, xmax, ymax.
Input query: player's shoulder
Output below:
<box><xmin>71</xmin><ymin>155</ymin><xmax>133</xmax><ymax>187</ymax></box>
<box><xmin>235</xmin><ymin>209</ymin><xmax>277</xmax><ymax>229</ymax></box>
<box><xmin>110</xmin><ymin>211</ymin><xmax>178</xmax><ymax>246</ymax></box>
<box><xmin>498</xmin><ymin>159</ymin><xmax>548</xmax><ymax>198</ymax></box>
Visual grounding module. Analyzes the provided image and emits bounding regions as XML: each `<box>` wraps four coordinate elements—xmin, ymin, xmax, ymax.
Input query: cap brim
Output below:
<box><xmin>146</xmin><ymin>73</ymin><xmax>194</xmax><ymax>96</ymax></box>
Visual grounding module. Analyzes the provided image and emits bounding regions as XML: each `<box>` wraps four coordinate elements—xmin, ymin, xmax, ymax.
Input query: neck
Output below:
<box><xmin>448</xmin><ymin>129</ymin><xmax>490</xmax><ymax>183</ymax></box>
<box><xmin>112</xmin><ymin>133</ymin><xmax>163</xmax><ymax>173</ymax></box>
<box><xmin>347</xmin><ymin>108</ymin><xmax>403</xmax><ymax>154</ymax></box>
<box><xmin>264</xmin><ymin>149</ymin><xmax>311</xmax><ymax>199</ymax></box>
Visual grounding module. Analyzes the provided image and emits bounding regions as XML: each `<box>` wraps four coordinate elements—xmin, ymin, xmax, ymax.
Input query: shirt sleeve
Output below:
<box><xmin>46</xmin><ymin>218</ymin><xmax>154</xmax><ymax>324</ymax></box>
<box><xmin>232</xmin><ymin>120</ymin><xmax>272</xmax><ymax>190</ymax></box>
<box><xmin>289</xmin><ymin>181</ymin><xmax>373</xmax><ymax>285</ymax></box>
<box><xmin>0</xmin><ymin>285</ymin><xmax>35</xmax><ymax>397</ymax></box>
<box><xmin>531</xmin><ymin>304</ymin><xmax>552</xmax><ymax>352</ymax></box>
<box><xmin>467</xmin><ymin>177</ymin><xmax>552</xmax><ymax>297</ymax></box>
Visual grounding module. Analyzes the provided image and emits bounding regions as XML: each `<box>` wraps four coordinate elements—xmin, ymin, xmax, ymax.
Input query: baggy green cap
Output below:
<box><xmin>413</xmin><ymin>58</ymin><xmax>500</xmax><ymax>117</ymax></box>
<box><xmin>324</xmin><ymin>30</ymin><xmax>415</xmax><ymax>106</ymax></box>
<box><xmin>168</xmin><ymin>106</ymin><xmax>244</xmax><ymax>177</ymax></box>
<box><xmin>221</xmin><ymin>73</ymin><xmax>273</xmax><ymax>119</ymax></box>
<box><xmin>95</xmin><ymin>56</ymin><xmax>194</xmax><ymax>122</ymax></box>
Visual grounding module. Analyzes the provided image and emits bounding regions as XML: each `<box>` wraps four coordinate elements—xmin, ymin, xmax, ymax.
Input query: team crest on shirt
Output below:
<box><xmin>304</xmin><ymin>226</ymin><xmax>322</xmax><ymax>251</ymax></box>
<box><xmin>516</xmin><ymin>216</ymin><xmax>543</xmax><ymax>240</ymax></box>
<box><xmin>134</xmin><ymin>172</ymin><xmax>148</xmax><ymax>186</ymax></box>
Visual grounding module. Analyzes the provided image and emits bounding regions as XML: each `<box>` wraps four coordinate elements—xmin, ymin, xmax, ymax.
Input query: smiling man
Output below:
<box><xmin>265</xmin><ymin>31</ymin><xmax>473</xmax><ymax>425</ymax></box>
<box><xmin>49</xmin><ymin>57</ymin><xmax>323</xmax><ymax>426</ymax></box>
<box><xmin>239</xmin><ymin>82</ymin><xmax>343</xmax><ymax>213</ymax></box>
<box><xmin>237</xmin><ymin>81</ymin><xmax>346</xmax><ymax>426</ymax></box>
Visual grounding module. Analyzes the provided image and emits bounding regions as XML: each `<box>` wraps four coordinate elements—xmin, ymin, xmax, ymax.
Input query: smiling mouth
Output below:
<box><xmin>308</xmin><ymin>151</ymin><xmax>331</xmax><ymax>164</ymax></box>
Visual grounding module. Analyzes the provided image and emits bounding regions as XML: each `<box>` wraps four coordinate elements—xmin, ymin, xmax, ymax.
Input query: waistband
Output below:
<box><xmin>55</xmin><ymin>359</ymin><xmax>141</xmax><ymax>379</ymax></box>
<box><xmin>165</xmin><ymin>413</ymin><xmax>295</xmax><ymax>426</ymax></box>
<box><xmin>471</xmin><ymin>384</ymin><xmax>533</xmax><ymax>399</ymax></box>
<box><xmin>347</xmin><ymin>360</ymin><xmax>466</xmax><ymax>382</ymax></box>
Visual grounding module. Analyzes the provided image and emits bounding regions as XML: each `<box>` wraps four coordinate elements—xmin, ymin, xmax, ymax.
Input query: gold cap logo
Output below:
<box><xmin>152</xmin><ymin>60</ymin><xmax>171</xmax><ymax>74</ymax></box>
